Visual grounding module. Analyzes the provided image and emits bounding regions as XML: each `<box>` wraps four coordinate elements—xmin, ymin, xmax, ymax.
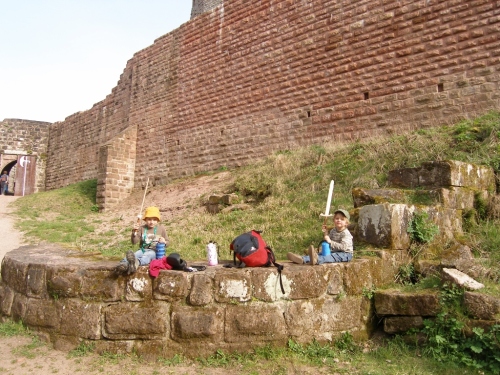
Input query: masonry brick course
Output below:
<box><xmin>43</xmin><ymin>0</ymin><xmax>500</xmax><ymax>209</ymax></box>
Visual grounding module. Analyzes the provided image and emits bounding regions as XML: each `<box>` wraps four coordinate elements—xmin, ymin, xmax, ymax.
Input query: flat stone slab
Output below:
<box><xmin>442</xmin><ymin>268</ymin><xmax>484</xmax><ymax>290</ymax></box>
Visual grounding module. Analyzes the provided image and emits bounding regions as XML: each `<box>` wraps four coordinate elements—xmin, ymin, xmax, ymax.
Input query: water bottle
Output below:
<box><xmin>206</xmin><ymin>241</ymin><xmax>218</xmax><ymax>266</ymax></box>
<box><xmin>321</xmin><ymin>241</ymin><xmax>331</xmax><ymax>256</ymax></box>
<box><xmin>156</xmin><ymin>242</ymin><xmax>166</xmax><ymax>259</ymax></box>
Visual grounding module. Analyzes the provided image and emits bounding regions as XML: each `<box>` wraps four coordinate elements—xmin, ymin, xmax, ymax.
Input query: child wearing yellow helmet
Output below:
<box><xmin>114</xmin><ymin>206</ymin><xmax>169</xmax><ymax>275</ymax></box>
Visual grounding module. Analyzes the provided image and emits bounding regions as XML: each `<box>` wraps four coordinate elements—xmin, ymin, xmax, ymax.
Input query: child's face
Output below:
<box><xmin>144</xmin><ymin>217</ymin><xmax>159</xmax><ymax>228</ymax></box>
<box><xmin>333</xmin><ymin>213</ymin><xmax>348</xmax><ymax>231</ymax></box>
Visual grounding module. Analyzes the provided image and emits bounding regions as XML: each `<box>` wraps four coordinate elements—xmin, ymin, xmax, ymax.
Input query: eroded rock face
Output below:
<box><xmin>374</xmin><ymin>289</ymin><xmax>440</xmax><ymax>316</ymax></box>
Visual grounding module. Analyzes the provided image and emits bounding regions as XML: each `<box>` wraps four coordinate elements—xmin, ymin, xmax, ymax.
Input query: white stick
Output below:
<box><xmin>324</xmin><ymin>180</ymin><xmax>334</xmax><ymax>216</ymax></box>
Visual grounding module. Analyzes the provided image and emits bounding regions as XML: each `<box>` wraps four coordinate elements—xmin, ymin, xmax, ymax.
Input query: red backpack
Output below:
<box><xmin>229</xmin><ymin>230</ymin><xmax>285</xmax><ymax>293</ymax></box>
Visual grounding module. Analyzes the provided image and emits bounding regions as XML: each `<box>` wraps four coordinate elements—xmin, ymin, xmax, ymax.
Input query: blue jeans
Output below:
<box><xmin>120</xmin><ymin>249</ymin><xmax>156</xmax><ymax>266</ymax></box>
<box><xmin>303</xmin><ymin>252</ymin><xmax>352</xmax><ymax>264</ymax></box>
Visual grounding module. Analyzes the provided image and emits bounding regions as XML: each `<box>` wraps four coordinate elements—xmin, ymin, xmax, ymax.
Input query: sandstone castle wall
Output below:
<box><xmin>44</xmin><ymin>0</ymin><xmax>500</xmax><ymax>209</ymax></box>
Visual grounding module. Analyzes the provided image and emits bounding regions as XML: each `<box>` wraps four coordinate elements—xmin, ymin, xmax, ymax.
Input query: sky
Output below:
<box><xmin>0</xmin><ymin>1</ymin><xmax>192</xmax><ymax>123</ymax></box>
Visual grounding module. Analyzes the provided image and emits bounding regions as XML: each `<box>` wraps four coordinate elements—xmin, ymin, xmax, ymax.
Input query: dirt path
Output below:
<box><xmin>0</xmin><ymin>196</ymin><xmax>24</xmax><ymax>263</ymax></box>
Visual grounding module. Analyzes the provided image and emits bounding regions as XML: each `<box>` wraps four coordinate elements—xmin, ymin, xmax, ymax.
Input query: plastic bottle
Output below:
<box><xmin>206</xmin><ymin>241</ymin><xmax>218</xmax><ymax>266</ymax></box>
<box><xmin>156</xmin><ymin>242</ymin><xmax>166</xmax><ymax>259</ymax></box>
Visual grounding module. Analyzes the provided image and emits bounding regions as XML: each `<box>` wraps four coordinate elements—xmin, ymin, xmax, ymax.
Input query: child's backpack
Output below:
<box><xmin>229</xmin><ymin>230</ymin><xmax>285</xmax><ymax>294</ymax></box>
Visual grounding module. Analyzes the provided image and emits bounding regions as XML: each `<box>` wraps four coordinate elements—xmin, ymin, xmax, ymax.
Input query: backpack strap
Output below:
<box><xmin>266</xmin><ymin>247</ymin><xmax>285</xmax><ymax>294</ymax></box>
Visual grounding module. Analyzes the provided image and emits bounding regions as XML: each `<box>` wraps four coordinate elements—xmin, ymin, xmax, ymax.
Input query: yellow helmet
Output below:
<box><xmin>143</xmin><ymin>206</ymin><xmax>161</xmax><ymax>221</ymax></box>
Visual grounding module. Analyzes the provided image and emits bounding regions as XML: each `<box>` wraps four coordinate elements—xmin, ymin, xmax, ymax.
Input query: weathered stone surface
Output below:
<box><xmin>220</xmin><ymin>203</ymin><xmax>252</xmax><ymax>213</ymax></box>
<box><xmin>388</xmin><ymin>161</ymin><xmax>495</xmax><ymax>191</ymax></box>
<box><xmin>352</xmin><ymin>187</ymin><xmax>407</xmax><ymax>208</ymax></box>
<box><xmin>11</xmin><ymin>293</ymin><xmax>28</xmax><ymax>321</ymax></box>
<box><xmin>383</xmin><ymin>316</ymin><xmax>424</xmax><ymax>334</ymax></box>
<box><xmin>81</xmin><ymin>268</ymin><xmax>124</xmax><ymax>301</ymax></box>
<box><xmin>425</xmin><ymin>206</ymin><xmax>462</xmax><ymax>240</ymax></box>
<box><xmin>1</xmin><ymin>256</ymin><xmax>29</xmax><ymax>294</ymax></box>
<box><xmin>103</xmin><ymin>302</ymin><xmax>170</xmax><ymax>340</ymax></box>
<box><xmin>442</xmin><ymin>268</ymin><xmax>484</xmax><ymax>291</ymax></box>
<box><xmin>357</xmin><ymin>203</ymin><xmax>412</xmax><ymax>249</ymax></box>
<box><xmin>464</xmin><ymin>292</ymin><xmax>500</xmax><ymax>321</ymax></box>
<box><xmin>374</xmin><ymin>289</ymin><xmax>440</xmax><ymax>316</ymax></box>
<box><xmin>0</xmin><ymin>285</ymin><xmax>14</xmax><ymax>316</ymax></box>
<box><xmin>153</xmin><ymin>271</ymin><xmax>190</xmax><ymax>301</ymax></box>
<box><xmin>126</xmin><ymin>270</ymin><xmax>153</xmax><ymax>302</ymax></box>
<box><xmin>221</xmin><ymin>194</ymin><xmax>239</xmax><ymax>205</ymax></box>
<box><xmin>26</xmin><ymin>264</ymin><xmax>48</xmax><ymax>298</ymax></box>
<box><xmin>215</xmin><ymin>269</ymin><xmax>252</xmax><ymax>302</ymax></box>
<box><xmin>225</xmin><ymin>304</ymin><xmax>287</xmax><ymax>343</ymax></box>
<box><xmin>251</xmin><ymin>267</ymin><xmax>293</xmax><ymax>302</ymax></box>
<box><xmin>52</xmin><ymin>335</ymin><xmax>81</xmax><ymax>351</ymax></box>
<box><xmin>24</xmin><ymin>298</ymin><xmax>59</xmax><ymax>328</ymax></box>
<box><xmin>285</xmin><ymin>296</ymin><xmax>367</xmax><ymax>342</ymax></box>
<box><xmin>46</xmin><ymin>265</ymin><xmax>83</xmax><ymax>298</ymax></box>
<box><xmin>440</xmin><ymin>243</ymin><xmax>473</xmax><ymax>268</ymax></box>
<box><xmin>326</xmin><ymin>264</ymin><xmax>345</xmax><ymax>295</ymax></box>
<box><xmin>171</xmin><ymin>306</ymin><xmax>223</xmax><ymax>341</ymax></box>
<box><xmin>429</xmin><ymin>187</ymin><xmax>475</xmax><ymax>209</ymax></box>
<box><xmin>95</xmin><ymin>340</ymin><xmax>135</xmax><ymax>355</ymax></box>
<box><xmin>58</xmin><ymin>299</ymin><xmax>102</xmax><ymax>339</ymax></box>
<box><xmin>284</xmin><ymin>266</ymin><xmax>328</xmax><ymax>300</ymax></box>
<box><xmin>189</xmin><ymin>274</ymin><xmax>214</xmax><ymax>306</ymax></box>
<box><xmin>208</xmin><ymin>194</ymin><xmax>223</xmax><ymax>204</ymax></box>
<box><xmin>343</xmin><ymin>259</ymin><xmax>376</xmax><ymax>296</ymax></box>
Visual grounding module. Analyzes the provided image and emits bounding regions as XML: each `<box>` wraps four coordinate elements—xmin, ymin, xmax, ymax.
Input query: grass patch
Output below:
<box><xmin>0</xmin><ymin>320</ymin><xmax>29</xmax><ymax>337</ymax></box>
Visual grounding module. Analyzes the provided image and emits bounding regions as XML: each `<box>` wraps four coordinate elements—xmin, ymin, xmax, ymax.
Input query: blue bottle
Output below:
<box><xmin>156</xmin><ymin>242</ymin><xmax>166</xmax><ymax>259</ymax></box>
<box><xmin>321</xmin><ymin>241</ymin><xmax>331</xmax><ymax>256</ymax></box>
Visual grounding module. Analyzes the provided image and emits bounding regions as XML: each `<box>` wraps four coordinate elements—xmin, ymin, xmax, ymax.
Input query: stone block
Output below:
<box><xmin>374</xmin><ymin>289</ymin><xmax>440</xmax><ymax>316</ymax></box>
<box><xmin>281</xmin><ymin>266</ymin><xmax>327</xmax><ymax>300</ymax></box>
<box><xmin>189</xmin><ymin>274</ymin><xmax>214</xmax><ymax>306</ymax></box>
<box><xmin>103</xmin><ymin>302</ymin><xmax>170</xmax><ymax>340</ymax></box>
<box><xmin>208</xmin><ymin>194</ymin><xmax>223</xmax><ymax>204</ymax></box>
<box><xmin>383</xmin><ymin>316</ymin><xmax>424</xmax><ymax>334</ymax></box>
<box><xmin>429</xmin><ymin>186</ymin><xmax>475</xmax><ymax>209</ymax></box>
<box><xmin>326</xmin><ymin>264</ymin><xmax>345</xmax><ymax>295</ymax></box>
<box><xmin>81</xmin><ymin>268</ymin><xmax>125</xmax><ymax>301</ymax></box>
<box><xmin>215</xmin><ymin>269</ymin><xmax>252</xmax><ymax>302</ymax></box>
<box><xmin>343</xmin><ymin>259</ymin><xmax>375</xmax><ymax>296</ymax></box>
<box><xmin>126</xmin><ymin>270</ymin><xmax>153</xmax><ymax>302</ymax></box>
<box><xmin>464</xmin><ymin>292</ymin><xmax>500</xmax><ymax>321</ymax></box>
<box><xmin>285</xmin><ymin>296</ymin><xmax>366</xmax><ymax>342</ymax></box>
<box><xmin>26</xmin><ymin>264</ymin><xmax>48</xmax><ymax>298</ymax></box>
<box><xmin>58</xmin><ymin>299</ymin><xmax>102</xmax><ymax>339</ymax></box>
<box><xmin>251</xmin><ymin>267</ymin><xmax>293</xmax><ymax>302</ymax></box>
<box><xmin>11</xmin><ymin>293</ymin><xmax>28</xmax><ymax>321</ymax></box>
<box><xmin>0</xmin><ymin>285</ymin><xmax>14</xmax><ymax>316</ymax></box>
<box><xmin>24</xmin><ymin>298</ymin><xmax>59</xmax><ymax>329</ymax></box>
<box><xmin>388</xmin><ymin>160</ymin><xmax>495</xmax><ymax>190</ymax></box>
<box><xmin>171</xmin><ymin>306</ymin><xmax>223</xmax><ymax>341</ymax></box>
<box><xmin>1</xmin><ymin>257</ymin><xmax>29</xmax><ymax>294</ymax></box>
<box><xmin>153</xmin><ymin>271</ymin><xmax>190</xmax><ymax>301</ymax></box>
<box><xmin>442</xmin><ymin>268</ymin><xmax>484</xmax><ymax>290</ymax></box>
<box><xmin>221</xmin><ymin>194</ymin><xmax>239</xmax><ymax>205</ymax></box>
<box><xmin>357</xmin><ymin>203</ymin><xmax>412</xmax><ymax>249</ymax></box>
<box><xmin>225</xmin><ymin>304</ymin><xmax>287</xmax><ymax>343</ymax></box>
<box><xmin>46</xmin><ymin>265</ymin><xmax>83</xmax><ymax>298</ymax></box>
<box><xmin>352</xmin><ymin>187</ymin><xmax>407</xmax><ymax>208</ymax></box>
<box><xmin>52</xmin><ymin>335</ymin><xmax>81</xmax><ymax>351</ymax></box>
<box><xmin>440</xmin><ymin>243</ymin><xmax>473</xmax><ymax>268</ymax></box>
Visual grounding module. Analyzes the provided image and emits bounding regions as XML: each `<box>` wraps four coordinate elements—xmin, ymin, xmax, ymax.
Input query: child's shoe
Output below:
<box><xmin>113</xmin><ymin>262</ymin><xmax>128</xmax><ymax>275</ymax></box>
<box><xmin>308</xmin><ymin>245</ymin><xmax>318</xmax><ymax>265</ymax></box>
<box><xmin>126</xmin><ymin>251</ymin><xmax>138</xmax><ymax>274</ymax></box>
<box><xmin>287</xmin><ymin>252</ymin><xmax>304</xmax><ymax>264</ymax></box>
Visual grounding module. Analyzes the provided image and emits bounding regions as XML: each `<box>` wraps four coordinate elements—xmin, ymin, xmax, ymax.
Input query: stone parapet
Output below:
<box><xmin>0</xmin><ymin>244</ymin><xmax>408</xmax><ymax>357</ymax></box>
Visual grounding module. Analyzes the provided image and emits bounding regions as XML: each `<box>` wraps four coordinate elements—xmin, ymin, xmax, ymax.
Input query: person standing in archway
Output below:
<box><xmin>0</xmin><ymin>171</ymin><xmax>8</xmax><ymax>195</ymax></box>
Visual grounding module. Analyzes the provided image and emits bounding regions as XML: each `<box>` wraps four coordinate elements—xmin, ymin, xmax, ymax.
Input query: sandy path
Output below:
<box><xmin>0</xmin><ymin>196</ymin><xmax>24</xmax><ymax>263</ymax></box>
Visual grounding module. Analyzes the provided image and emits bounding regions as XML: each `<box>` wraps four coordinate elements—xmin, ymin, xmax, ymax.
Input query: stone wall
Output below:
<box><xmin>0</xmin><ymin>244</ymin><xmax>407</xmax><ymax>357</ymax></box>
<box><xmin>43</xmin><ymin>0</ymin><xmax>500</xmax><ymax>208</ymax></box>
<box><xmin>191</xmin><ymin>0</ymin><xmax>224</xmax><ymax>19</ymax></box>
<box><xmin>97</xmin><ymin>125</ymin><xmax>138</xmax><ymax>211</ymax></box>
<box><xmin>0</xmin><ymin>119</ymin><xmax>51</xmax><ymax>193</ymax></box>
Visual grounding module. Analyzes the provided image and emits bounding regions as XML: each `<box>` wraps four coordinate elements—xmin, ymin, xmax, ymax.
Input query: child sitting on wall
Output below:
<box><xmin>287</xmin><ymin>209</ymin><xmax>353</xmax><ymax>265</ymax></box>
<box><xmin>114</xmin><ymin>206</ymin><xmax>169</xmax><ymax>275</ymax></box>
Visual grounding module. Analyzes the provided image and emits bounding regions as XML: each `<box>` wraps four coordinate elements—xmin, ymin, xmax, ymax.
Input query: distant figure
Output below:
<box><xmin>0</xmin><ymin>171</ymin><xmax>9</xmax><ymax>195</ymax></box>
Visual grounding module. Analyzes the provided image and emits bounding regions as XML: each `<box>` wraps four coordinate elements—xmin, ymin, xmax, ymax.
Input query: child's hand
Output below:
<box><xmin>158</xmin><ymin>237</ymin><xmax>166</xmax><ymax>243</ymax></box>
<box><xmin>132</xmin><ymin>222</ymin><xmax>140</xmax><ymax>231</ymax></box>
<box><xmin>321</xmin><ymin>224</ymin><xmax>328</xmax><ymax>234</ymax></box>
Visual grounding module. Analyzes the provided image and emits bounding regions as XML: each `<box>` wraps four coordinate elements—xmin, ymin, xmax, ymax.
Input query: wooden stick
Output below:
<box><xmin>137</xmin><ymin>177</ymin><xmax>150</xmax><ymax>224</ymax></box>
